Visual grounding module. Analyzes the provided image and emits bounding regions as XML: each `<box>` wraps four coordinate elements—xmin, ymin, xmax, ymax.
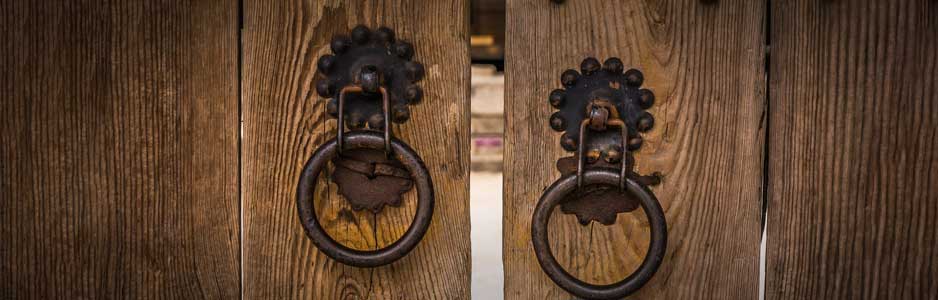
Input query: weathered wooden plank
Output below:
<box><xmin>504</xmin><ymin>0</ymin><xmax>765</xmax><ymax>298</ymax></box>
<box><xmin>0</xmin><ymin>1</ymin><xmax>240</xmax><ymax>298</ymax></box>
<box><xmin>241</xmin><ymin>1</ymin><xmax>471</xmax><ymax>298</ymax></box>
<box><xmin>766</xmin><ymin>1</ymin><xmax>938</xmax><ymax>299</ymax></box>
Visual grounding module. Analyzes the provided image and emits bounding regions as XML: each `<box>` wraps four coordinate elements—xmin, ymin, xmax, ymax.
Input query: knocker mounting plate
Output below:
<box><xmin>331</xmin><ymin>148</ymin><xmax>414</xmax><ymax>213</ymax></box>
<box><xmin>548</xmin><ymin>57</ymin><xmax>661</xmax><ymax>225</ymax></box>
<box><xmin>316</xmin><ymin>25</ymin><xmax>424</xmax><ymax>128</ymax></box>
<box><xmin>315</xmin><ymin>25</ymin><xmax>425</xmax><ymax>213</ymax></box>
<box><xmin>555</xmin><ymin>156</ymin><xmax>661</xmax><ymax>225</ymax></box>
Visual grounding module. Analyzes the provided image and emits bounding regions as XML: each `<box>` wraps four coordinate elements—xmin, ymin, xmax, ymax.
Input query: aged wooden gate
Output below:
<box><xmin>241</xmin><ymin>0</ymin><xmax>471</xmax><ymax>298</ymax></box>
<box><xmin>504</xmin><ymin>0</ymin><xmax>765</xmax><ymax>298</ymax></box>
<box><xmin>1</xmin><ymin>0</ymin><xmax>471</xmax><ymax>299</ymax></box>
<box><xmin>2</xmin><ymin>0</ymin><xmax>936</xmax><ymax>299</ymax></box>
<box><xmin>503</xmin><ymin>0</ymin><xmax>937</xmax><ymax>299</ymax></box>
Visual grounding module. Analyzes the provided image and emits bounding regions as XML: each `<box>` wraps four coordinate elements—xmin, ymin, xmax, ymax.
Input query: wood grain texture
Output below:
<box><xmin>504</xmin><ymin>0</ymin><xmax>765</xmax><ymax>298</ymax></box>
<box><xmin>0</xmin><ymin>1</ymin><xmax>240</xmax><ymax>299</ymax></box>
<box><xmin>766</xmin><ymin>1</ymin><xmax>938</xmax><ymax>299</ymax></box>
<box><xmin>241</xmin><ymin>1</ymin><xmax>471</xmax><ymax>299</ymax></box>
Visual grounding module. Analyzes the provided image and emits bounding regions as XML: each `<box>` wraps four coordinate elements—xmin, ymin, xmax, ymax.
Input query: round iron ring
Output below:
<box><xmin>296</xmin><ymin>130</ymin><xmax>434</xmax><ymax>268</ymax></box>
<box><xmin>532</xmin><ymin>169</ymin><xmax>667</xmax><ymax>299</ymax></box>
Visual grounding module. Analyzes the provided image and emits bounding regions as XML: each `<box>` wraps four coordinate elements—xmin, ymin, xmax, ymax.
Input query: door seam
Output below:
<box><xmin>759</xmin><ymin>0</ymin><xmax>772</xmax><ymax>299</ymax></box>
<box><xmin>237</xmin><ymin>0</ymin><xmax>245</xmax><ymax>298</ymax></box>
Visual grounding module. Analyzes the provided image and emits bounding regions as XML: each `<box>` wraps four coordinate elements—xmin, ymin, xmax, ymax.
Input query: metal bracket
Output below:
<box><xmin>330</xmin><ymin>148</ymin><xmax>414</xmax><ymax>213</ymax></box>
<box><xmin>548</xmin><ymin>57</ymin><xmax>661</xmax><ymax>225</ymax></box>
<box><xmin>315</xmin><ymin>25</ymin><xmax>424</xmax><ymax>213</ymax></box>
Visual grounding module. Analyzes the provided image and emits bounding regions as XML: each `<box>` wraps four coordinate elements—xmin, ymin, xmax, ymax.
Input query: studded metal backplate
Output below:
<box><xmin>315</xmin><ymin>25</ymin><xmax>425</xmax><ymax>129</ymax></box>
<box><xmin>549</xmin><ymin>57</ymin><xmax>660</xmax><ymax>225</ymax></box>
<box><xmin>548</xmin><ymin>57</ymin><xmax>655</xmax><ymax>157</ymax></box>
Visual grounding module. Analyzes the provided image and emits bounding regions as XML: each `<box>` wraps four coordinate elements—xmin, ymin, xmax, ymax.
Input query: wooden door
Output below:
<box><xmin>241</xmin><ymin>1</ymin><xmax>471</xmax><ymax>299</ymax></box>
<box><xmin>0</xmin><ymin>1</ymin><xmax>240</xmax><ymax>298</ymax></box>
<box><xmin>766</xmin><ymin>1</ymin><xmax>938</xmax><ymax>299</ymax></box>
<box><xmin>4</xmin><ymin>1</ymin><xmax>936</xmax><ymax>299</ymax></box>
<box><xmin>503</xmin><ymin>0</ymin><xmax>766</xmax><ymax>298</ymax></box>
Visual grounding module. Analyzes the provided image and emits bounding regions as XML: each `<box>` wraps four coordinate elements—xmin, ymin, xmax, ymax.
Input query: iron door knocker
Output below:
<box><xmin>531</xmin><ymin>57</ymin><xmax>668</xmax><ymax>299</ymax></box>
<box><xmin>296</xmin><ymin>25</ymin><xmax>432</xmax><ymax>268</ymax></box>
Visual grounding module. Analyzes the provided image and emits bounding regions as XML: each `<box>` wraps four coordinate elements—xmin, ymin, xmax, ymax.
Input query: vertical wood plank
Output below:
<box><xmin>0</xmin><ymin>1</ymin><xmax>240</xmax><ymax>298</ymax></box>
<box><xmin>767</xmin><ymin>1</ymin><xmax>938</xmax><ymax>299</ymax></box>
<box><xmin>241</xmin><ymin>1</ymin><xmax>471</xmax><ymax>298</ymax></box>
<box><xmin>504</xmin><ymin>0</ymin><xmax>765</xmax><ymax>298</ymax></box>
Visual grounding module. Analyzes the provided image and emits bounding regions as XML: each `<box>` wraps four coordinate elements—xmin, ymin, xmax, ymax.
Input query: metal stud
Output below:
<box><xmin>639</xmin><ymin>89</ymin><xmax>655</xmax><ymax>109</ymax></box>
<box><xmin>375</xmin><ymin>26</ymin><xmax>395</xmax><ymax>44</ymax></box>
<box><xmin>392</xmin><ymin>105</ymin><xmax>410</xmax><ymax>123</ymax></box>
<box><xmin>393</xmin><ymin>42</ymin><xmax>414</xmax><ymax>60</ymax></box>
<box><xmin>405</xmin><ymin>61</ymin><xmax>425</xmax><ymax>82</ymax></box>
<box><xmin>637</xmin><ymin>112</ymin><xmax>654</xmax><ymax>132</ymax></box>
<box><xmin>367</xmin><ymin>114</ymin><xmax>385</xmax><ymax>129</ymax></box>
<box><xmin>405</xmin><ymin>85</ymin><xmax>423</xmax><ymax>104</ymax></box>
<box><xmin>549</xmin><ymin>112</ymin><xmax>566</xmax><ymax>131</ymax></box>
<box><xmin>359</xmin><ymin>65</ymin><xmax>381</xmax><ymax>94</ymax></box>
<box><xmin>602</xmin><ymin>57</ymin><xmax>624</xmax><ymax>74</ymax></box>
<box><xmin>549</xmin><ymin>89</ymin><xmax>566</xmax><ymax>108</ymax></box>
<box><xmin>586</xmin><ymin>150</ymin><xmax>601</xmax><ymax>163</ymax></box>
<box><xmin>317</xmin><ymin>55</ymin><xmax>335</xmax><ymax>74</ymax></box>
<box><xmin>561</xmin><ymin>69</ymin><xmax>580</xmax><ymax>87</ymax></box>
<box><xmin>347</xmin><ymin>113</ymin><xmax>366</xmax><ymax>129</ymax></box>
<box><xmin>580</xmin><ymin>57</ymin><xmax>600</xmax><ymax>75</ymax></box>
<box><xmin>604</xmin><ymin>146</ymin><xmax>622</xmax><ymax>163</ymax></box>
<box><xmin>561</xmin><ymin>132</ymin><xmax>578</xmax><ymax>151</ymax></box>
<box><xmin>624</xmin><ymin>69</ymin><xmax>644</xmax><ymax>86</ymax></box>
<box><xmin>330</xmin><ymin>36</ymin><xmax>351</xmax><ymax>54</ymax></box>
<box><xmin>351</xmin><ymin>25</ymin><xmax>371</xmax><ymax>44</ymax></box>
<box><xmin>316</xmin><ymin>79</ymin><xmax>333</xmax><ymax>97</ymax></box>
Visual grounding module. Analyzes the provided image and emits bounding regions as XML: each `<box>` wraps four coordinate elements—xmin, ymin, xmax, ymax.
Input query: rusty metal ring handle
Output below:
<box><xmin>296</xmin><ymin>131</ymin><xmax>434</xmax><ymax>267</ymax></box>
<box><xmin>532</xmin><ymin>169</ymin><xmax>667</xmax><ymax>300</ymax></box>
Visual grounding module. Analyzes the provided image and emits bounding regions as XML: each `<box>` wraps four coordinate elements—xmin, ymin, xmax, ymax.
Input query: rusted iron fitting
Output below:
<box><xmin>532</xmin><ymin>56</ymin><xmax>668</xmax><ymax>299</ymax></box>
<box><xmin>298</xmin><ymin>25</ymin><xmax>433</xmax><ymax>268</ymax></box>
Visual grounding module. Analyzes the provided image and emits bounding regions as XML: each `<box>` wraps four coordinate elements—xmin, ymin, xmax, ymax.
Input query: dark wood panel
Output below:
<box><xmin>0</xmin><ymin>1</ymin><xmax>240</xmax><ymax>298</ymax></box>
<box><xmin>241</xmin><ymin>1</ymin><xmax>471</xmax><ymax>298</ymax></box>
<box><xmin>767</xmin><ymin>1</ymin><xmax>938</xmax><ymax>299</ymax></box>
<box><xmin>504</xmin><ymin>0</ymin><xmax>765</xmax><ymax>298</ymax></box>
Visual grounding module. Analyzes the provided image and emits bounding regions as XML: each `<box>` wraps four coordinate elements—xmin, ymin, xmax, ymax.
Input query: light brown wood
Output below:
<box><xmin>0</xmin><ymin>1</ymin><xmax>240</xmax><ymax>298</ymax></box>
<box><xmin>241</xmin><ymin>1</ymin><xmax>471</xmax><ymax>298</ymax></box>
<box><xmin>504</xmin><ymin>0</ymin><xmax>765</xmax><ymax>298</ymax></box>
<box><xmin>766</xmin><ymin>1</ymin><xmax>938</xmax><ymax>299</ymax></box>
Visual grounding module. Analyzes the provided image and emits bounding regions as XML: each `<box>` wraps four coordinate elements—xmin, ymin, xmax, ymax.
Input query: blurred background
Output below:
<box><xmin>469</xmin><ymin>0</ymin><xmax>505</xmax><ymax>298</ymax></box>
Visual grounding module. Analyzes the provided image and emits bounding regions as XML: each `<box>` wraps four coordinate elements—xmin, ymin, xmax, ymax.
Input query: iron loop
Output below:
<box><xmin>337</xmin><ymin>85</ymin><xmax>392</xmax><ymax>155</ymax></box>
<box><xmin>531</xmin><ymin>169</ymin><xmax>667</xmax><ymax>299</ymax></box>
<box><xmin>296</xmin><ymin>131</ymin><xmax>434</xmax><ymax>267</ymax></box>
